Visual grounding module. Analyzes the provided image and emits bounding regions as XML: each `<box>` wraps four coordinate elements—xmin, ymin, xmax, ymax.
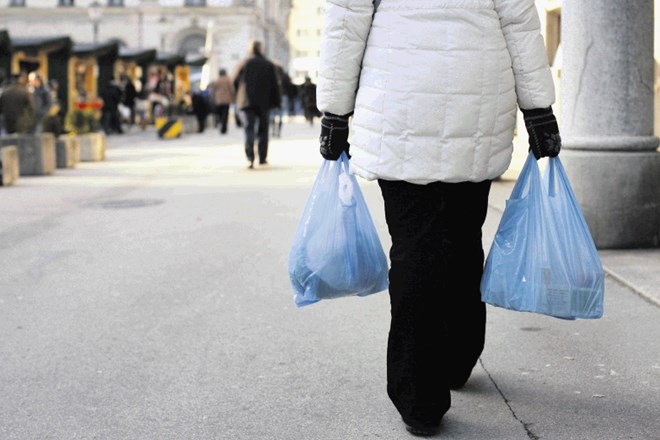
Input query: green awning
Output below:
<box><xmin>73</xmin><ymin>41</ymin><xmax>119</xmax><ymax>59</ymax></box>
<box><xmin>11</xmin><ymin>36</ymin><xmax>72</xmax><ymax>55</ymax></box>
<box><xmin>154</xmin><ymin>52</ymin><xmax>186</xmax><ymax>70</ymax></box>
<box><xmin>119</xmin><ymin>48</ymin><xmax>157</xmax><ymax>65</ymax></box>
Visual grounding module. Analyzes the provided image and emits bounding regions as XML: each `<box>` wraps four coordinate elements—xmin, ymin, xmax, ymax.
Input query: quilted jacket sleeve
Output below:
<box><xmin>316</xmin><ymin>0</ymin><xmax>374</xmax><ymax>116</ymax></box>
<box><xmin>493</xmin><ymin>0</ymin><xmax>556</xmax><ymax>110</ymax></box>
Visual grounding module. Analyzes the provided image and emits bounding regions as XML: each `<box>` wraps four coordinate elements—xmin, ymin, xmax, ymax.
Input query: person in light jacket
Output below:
<box><xmin>316</xmin><ymin>0</ymin><xmax>561</xmax><ymax>436</ymax></box>
<box><xmin>208</xmin><ymin>68</ymin><xmax>234</xmax><ymax>134</ymax></box>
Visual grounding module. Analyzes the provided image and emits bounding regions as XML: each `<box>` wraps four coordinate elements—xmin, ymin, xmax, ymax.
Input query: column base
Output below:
<box><xmin>561</xmin><ymin>150</ymin><xmax>660</xmax><ymax>249</ymax></box>
<box><xmin>563</xmin><ymin>135</ymin><xmax>659</xmax><ymax>151</ymax></box>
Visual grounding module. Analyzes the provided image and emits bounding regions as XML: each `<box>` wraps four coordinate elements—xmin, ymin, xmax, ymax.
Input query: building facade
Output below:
<box><xmin>287</xmin><ymin>0</ymin><xmax>324</xmax><ymax>84</ymax></box>
<box><xmin>0</xmin><ymin>0</ymin><xmax>291</xmax><ymax>81</ymax></box>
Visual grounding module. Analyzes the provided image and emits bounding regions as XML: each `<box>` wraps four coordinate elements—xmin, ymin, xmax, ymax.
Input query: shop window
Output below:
<box><xmin>185</xmin><ymin>0</ymin><xmax>207</xmax><ymax>6</ymax></box>
<box><xmin>9</xmin><ymin>0</ymin><xmax>26</xmax><ymax>6</ymax></box>
<box><xmin>107</xmin><ymin>0</ymin><xmax>124</xmax><ymax>6</ymax></box>
<box><xmin>58</xmin><ymin>0</ymin><xmax>74</xmax><ymax>6</ymax></box>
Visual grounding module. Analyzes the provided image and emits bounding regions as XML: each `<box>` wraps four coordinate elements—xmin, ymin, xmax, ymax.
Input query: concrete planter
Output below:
<box><xmin>0</xmin><ymin>146</ymin><xmax>20</xmax><ymax>186</ymax></box>
<box><xmin>56</xmin><ymin>135</ymin><xmax>80</xmax><ymax>168</ymax></box>
<box><xmin>77</xmin><ymin>132</ymin><xmax>106</xmax><ymax>162</ymax></box>
<box><xmin>0</xmin><ymin>133</ymin><xmax>56</xmax><ymax>176</ymax></box>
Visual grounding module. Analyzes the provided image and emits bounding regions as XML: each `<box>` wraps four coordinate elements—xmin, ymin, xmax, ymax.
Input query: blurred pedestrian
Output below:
<box><xmin>233</xmin><ymin>103</ymin><xmax>243</xmax><ymax>128</ymax></box>
<box><xmin>41</xmin><ymin>78</ymin><xmax>63</xmax><ymax>136</ymax></box>
<box><xmin>232</xmin><ymin>40</ymin><xmax>281</xmax><ymax>168</ymax></box>
<box><xmin>316</xmin><ymin>0</ymin><xmax>561</xmax><ymax>436</ymax></box>
<box><xmin>284</xmin><ymin>74</ymin><xmax>298</xmax><ymax>119</ymax></box>
<box><xmin>191</xmin><ymin>88</ymin><xmax>210</xmax><ymax>133</ymax></box>
<box><xmin>208</xmin><ymin>68</ymin><xmax>234</xmax><ymax>134</ymax></box>
<box><xmin>145</xmin><ymin>71</ymin><xmax>160</xmax><ymax>122</ymax></box>
<box><xmin>0</xmin><ymin>71</ymin><xmax>35</xmax><ymax>134</ymax></box>
<box><xmin>270</xmin><ymin>62</ymin><xmax>288</xmax><ymax>138</ymax></box>
<box><xmin>100</xmin><ymin>79</ymin><xmax>123</xmax><ymax>134</ymax></box>
<box><xmin>146</xmin><ymin>69</ymin><xmax>170</xmax><ymax>121</ymax></box>
<box><xmin>48</xmin><ymin>79</ymin><xmax>63</xmax><ymax>124</ymax></box>
<box><xmin>300</xmin><ymin>76</ymin><xmax>320</xmax><ymax>126</ymax></box>
<box><xmin>121</xmin><ymin>74</ymin><xmax>138</xmax><ymax>128</ymax></box>
<box><xmin>29</xmin><ymin>73</ymin><xmax>51</xmax><ymax>133</ymax></box>
<box><xmin>135</xmin><ymin>96</ymin><xmax>149</xmax><ymax>130</ymax></box>
<box><xmin>0</xmin><ymin>68</ymin><xmax>6</xmax><ymax>135</ymax></box>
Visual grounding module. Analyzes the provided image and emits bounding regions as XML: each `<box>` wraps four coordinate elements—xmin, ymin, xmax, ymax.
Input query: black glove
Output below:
<box><xmin>319</xmin><ymin>112</ymin><xmax>350</xmax><ymax>160</ymax></box>
<box><xmin>522</xmin><ymin>107</ymin><xmax>561</xmax><ymax>160</ymax></box>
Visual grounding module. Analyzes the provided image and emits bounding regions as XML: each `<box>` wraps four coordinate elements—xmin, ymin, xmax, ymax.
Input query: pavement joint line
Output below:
<box><xmin>602</xmin><ymin>268</ymin><xmax>660</xmax><ymax>309</ymax></box>
<box><xmin>478</xmin><ymin>358</ymin><xmax>540</xmax><ymax>440</ymax></box>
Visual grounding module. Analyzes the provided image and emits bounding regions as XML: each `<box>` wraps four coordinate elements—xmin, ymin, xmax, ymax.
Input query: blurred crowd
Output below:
<box><xmin>185</xmin><ymin>63</ymin><xmax>321</xmax><ymax>138</ymax></box>
<box><xmin>0</xmin><ymin>43</ymin><xmax>321</xmax><ymax>142</ymax></box>
<box><xmin>0</xmin><ymin>70</ymin><xmax>61</xmax><ymax>136</ymax></box>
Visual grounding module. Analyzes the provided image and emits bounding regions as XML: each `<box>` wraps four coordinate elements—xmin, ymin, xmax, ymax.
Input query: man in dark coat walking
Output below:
<box><xmin>232</xmin><ymin>40</ymin><xmax>281</xmax><ymax>169</ymax></box>
<box><xmin>191</xmin><ymin>88</ymin><xmax>210</xmax><ymax>133</ymax></box>
<box><xmin>121</xmin><ymin>74</ymin><xmax>138</xmax><ymax>128</ymax></box>
<box><xmin>100</xmin><ymin>79</ymin><xmax>123</xmax><ymax>134</ymax></box>
<box><xmin>300</xmin><ymin>76</ymin><xmax>320</xmax><ymax>126</ymax></box>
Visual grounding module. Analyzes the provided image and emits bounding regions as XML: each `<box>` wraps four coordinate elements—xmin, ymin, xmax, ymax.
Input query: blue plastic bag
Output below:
<box><xmin>480</xmin><ymin>153</ymin><xmax>604</xmax><ymax>320</ymax></box>
<box><xmin>288</xmin><ymin>152</ymin><xmax>389</xmax><ymax>308</ymax></box>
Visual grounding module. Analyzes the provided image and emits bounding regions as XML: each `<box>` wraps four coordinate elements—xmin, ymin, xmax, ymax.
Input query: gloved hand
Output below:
<box><xmin>319</xmin><ymin>112</ymin><xmax>351</xmax><ymax>160</ymax></box>
<box><xmin>522</xmin><ymin>107</ymin><xmax>561</xmax><ymax>160</ymax></box>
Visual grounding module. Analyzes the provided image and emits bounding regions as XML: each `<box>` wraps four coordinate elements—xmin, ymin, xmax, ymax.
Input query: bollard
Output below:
<box><xmin>0</xmin><ymin>146</ymin><xmax>20</xmax><ymax>186</ymax></box>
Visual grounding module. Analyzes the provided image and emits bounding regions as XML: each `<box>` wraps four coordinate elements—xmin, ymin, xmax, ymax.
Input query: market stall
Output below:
<box><xmin>10</xmin><ymin>36</ymin><xmax>72</xmax><ymax>114</ymax></box>
<box><xmin>116</xmin><ymin>47</ymin><xmax>157</xmax><ymax>95</ymax></box>
<box><xmin>70</xmin><ymin>41</ymin><xmax>120</xmax><ymax>112</ymax></box>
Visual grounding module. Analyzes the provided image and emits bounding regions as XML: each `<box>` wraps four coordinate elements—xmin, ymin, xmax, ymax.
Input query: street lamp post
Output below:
<box><xmin>88</xmin><ymin>1</ymin><xmax>103</xmax><ymax>45</ymax></box>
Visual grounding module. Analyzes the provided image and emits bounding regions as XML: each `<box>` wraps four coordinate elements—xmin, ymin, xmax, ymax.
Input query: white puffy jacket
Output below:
<box><xmin>317</xmin><ymin>0</ymin><xmax>556</xmax><ymax>184</ymax></box>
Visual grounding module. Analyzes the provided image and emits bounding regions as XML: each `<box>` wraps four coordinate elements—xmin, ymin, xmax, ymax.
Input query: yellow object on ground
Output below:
<box><xmin>155</xmin><ymin>117</ymin><xmax>182</xmax><ymax>139</ymax></box>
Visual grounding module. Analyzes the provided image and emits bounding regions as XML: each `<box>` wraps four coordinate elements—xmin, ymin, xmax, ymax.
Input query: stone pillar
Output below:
<box><xmin>561</xmin><ymin>0</ymin><xmax>660</xmax><ymax>248</ymax></box>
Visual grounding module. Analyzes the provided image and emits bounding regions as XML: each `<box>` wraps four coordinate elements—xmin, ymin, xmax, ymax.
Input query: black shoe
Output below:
<box><xmin>259</xmin><ymin>160</ymin><xmax>268</xmax><ymax>165</ymax></box>
<box><xmin>247</xmin><ymin>161</ymin><xmax>254</xmax><ymax>169</ymax></box>
<box><xmin>448</xmin><ymin>369</ymin><xmax>473</xmax><ymax>390</ymax></box>
<box><xmin>405</xmin><ymin>423</ymin><xmax>439</xmax><ymax>437</ymax></box>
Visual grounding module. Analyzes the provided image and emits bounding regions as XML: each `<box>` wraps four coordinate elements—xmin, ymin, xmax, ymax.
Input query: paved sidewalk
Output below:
<box><xmin>0</xmin><ymin>120</ymin><xmax>658</xmax><ymax>439</ymax></box>
<box><xmin>114</xmin><ymin>122</ymin><xmax>660</xmax><ymax>439</ymax></box>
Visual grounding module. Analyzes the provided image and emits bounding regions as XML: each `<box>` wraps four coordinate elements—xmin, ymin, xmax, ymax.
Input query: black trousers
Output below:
<box><xmin>378</xmin><ymin>178</ymin><xmax>491</xmax><ymax>429</ymax></box>
<box><xmin>195</xmin><ymin>112</ymin><xmax>207</xmax><ymax>133</ymax></box>
<box><xmin>215</xmin><ymin>104</ymin><xmax>230</xmax><ymax>134</ymax></box>
<box><xmin>243</xmin><ymin>107</ymin><xmax>270</xmax><ymax>164</ymax></box>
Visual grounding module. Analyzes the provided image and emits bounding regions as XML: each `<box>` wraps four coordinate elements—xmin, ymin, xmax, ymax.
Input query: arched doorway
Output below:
<box><xmin>178</xmin><ymin>34</ymin><xmax>205</xmax><ymax>58</ymax></box>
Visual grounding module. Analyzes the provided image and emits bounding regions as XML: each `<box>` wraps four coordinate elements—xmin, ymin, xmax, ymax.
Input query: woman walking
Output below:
<box><xmin>316</xmin><ymin>0</ymin><xmax>561</xmax><ymax>436</ymax></box>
